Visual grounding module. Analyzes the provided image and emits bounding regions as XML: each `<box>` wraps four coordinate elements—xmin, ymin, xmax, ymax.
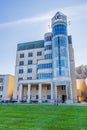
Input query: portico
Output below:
<box><xmin>18</xmin><ymin>82</ymin><xmax>54</xmax><ymax>103</ymax></box>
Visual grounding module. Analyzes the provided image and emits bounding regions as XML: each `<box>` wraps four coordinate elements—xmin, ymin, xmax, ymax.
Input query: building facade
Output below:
<box><xmin>13</xmin><ymin>12</ymin><xmax>77</xmax><ymax>103</ymax></box>
<box><xmin>0</xmin><ymin>75</ymin><xmax>14</xmax><ymax>100</ymax></box>
<box><xmin>76</xmin><ymin>79</ymin><xmax>87</xmax><ymax>102</ymax></box>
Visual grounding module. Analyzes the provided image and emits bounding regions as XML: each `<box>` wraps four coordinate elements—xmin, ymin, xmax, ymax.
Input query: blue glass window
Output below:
<box><xmin>45</xmin><ymin>36</ymin><xmax>52</xmax><ymax>42</ymax></box>
<box><xmin>18</xmin><ymin>77</ymin><xmax>23</xmax><ymax>81</ymax></box>
<box><xmin>20</xmin><ymin>53</ymin><xmax>24</xmax><ymax>58</ymax></box>
<box><xmin>45</xmin><ymin>45</ymin><xmax>52</xmax><ymax>50</ymax></box>
<box><xmin>60</xmin><ymin>48</ymin><xmax>67</xmax><ymax>57</ymax></box>
<box><xmin>38</xmin><ymin>63</ymin><xmax>52</xmax><ymax>69</ymax></box>
<box><xmin>47</xmin><ymin>95</ymin><xmax>51</xmax><ymax>99</ymax></box>
<box><xmin>61</xmin><ymin>60</ymin><xmax>65</xmax><ymax>67</ymax></box>
<box><xmin>28</xmin><ymin>52</ymin><xmax>33</xmax><ymax>57</ymax></box>
<box><xmin>60</xmin><ymin>37</ymin><xmax>66</xmax><ymax>47</ymax></box>
<box><xmin>27</xmin><ymin>77</ymin><xmax>32</xmax><ymax>80</ymax></box>
<box><xmin>45</xmin><ymin>54</ymin><xmax>52</xmax><ymax>59</ymax></box>
<box><xmin>19</xmin><ymin>61</ymin><xmax>24</xmax><ymax>66</ymax></box>
<box><xmin>28</xmin><ymin>60</ymin><xmax>32</xmax><ymax>65</ymax></box>
<box><xmin>38</xmin><ymin>73</ymin><xmax>52</xmax><ymax>79</ymax></box>
<box><xmin>37</xmin><ymin>51</ymin><xmax>42</xmax><ymax>56</ymax></box>
<box><xmin>19</xmin><ymin>69</ymin><xmax>23</xmax><ymax>74</ymax></box>
<box><xmin>53</xmin><ymin>37</ymin><xmax>66</xmax><ymax>48</ymax></box>
<box><xmin>52</xmin><ymin>24</ymin><xmax>67</xmax><ymax>36</ymax></box>
<box><xmin>61</xmin><ymin>70</ymin><xmax>65</xmax><ymax>76</ymax></box>
<box><xmin>27</xmin><ymin>68</ymin><xmax>32</xmax><ymax>73</ymax></box>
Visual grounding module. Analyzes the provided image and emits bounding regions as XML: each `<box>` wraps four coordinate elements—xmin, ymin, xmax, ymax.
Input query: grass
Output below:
<box><xmin>0</xmin><ymin>104</ymin><xmax>87</xmax><ymax>130</ymax></box>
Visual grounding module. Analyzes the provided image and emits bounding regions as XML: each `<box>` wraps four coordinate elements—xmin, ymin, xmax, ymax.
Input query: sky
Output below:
<box><xmin>0</xmin><ymin>0</ymin><xmax>87</xmax><ymax>75</ymax></box>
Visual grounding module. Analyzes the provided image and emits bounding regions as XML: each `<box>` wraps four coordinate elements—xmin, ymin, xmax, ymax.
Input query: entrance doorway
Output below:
<box><xmin>57</xmin><ymin>85</ymin><xmax>66</xmax><ymax>103</ymax></box>
<box><xmin>62</xmin><ymin>95</ymin><xmax>67</xmax><ymax>103</ymax></box>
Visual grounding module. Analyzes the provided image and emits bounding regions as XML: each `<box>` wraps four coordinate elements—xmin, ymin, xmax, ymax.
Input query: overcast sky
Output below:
<box><xmin>0</xmin><ymin>0</ymin><xmax>87</xmax><ymax>75</ymax></box>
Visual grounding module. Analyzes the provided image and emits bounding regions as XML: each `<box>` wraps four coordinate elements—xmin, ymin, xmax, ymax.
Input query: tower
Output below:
<box><xmin>52</xmin><ymin>12</ymin><xmax>71</xmax><ymax>103</ymax></box>
<box><xmin>68</xmin><ymin>36</ymin><xmax>77</xmax><ymax>103</ymax></box>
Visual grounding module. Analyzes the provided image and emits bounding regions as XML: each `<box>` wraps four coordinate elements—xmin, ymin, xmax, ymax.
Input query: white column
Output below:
<box><xmin>66</xmin><ymin>85</ymin><xmax>69</xmax><ymax>100</ymax></box>
<box><xmin>51</xmin><ymin>83</ymin><xmax>54</xmax><ymax>103</ymax></box>
<box><xmin>39</xmin><ymin>83</ymin><xmax>42</xmax><ymax>103</ymax></box>
<box><xmin>18</xmin><ymin>84</ymin><xmax>22</xmax><ymax>102</ymax></box>
<box><xmin>27</xmin><ymin>84</ymin><xmax>31</xmax><ymax>103</ymax></box>
<box><xmin>55</xmin><ymin>85</ymin><xmax>57</xmax><ymax>101</ymax></box>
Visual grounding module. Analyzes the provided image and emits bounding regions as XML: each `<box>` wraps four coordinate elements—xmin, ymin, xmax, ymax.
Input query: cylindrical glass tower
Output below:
<box><xmin>52</xmin><ymin>12</ymin><xmax>71</xmax><ymax>102</ymax></box>
<box><xmin>52</xmin><ymin>12</ymin><xmax>70</xmax><ymax>78</ymax></box>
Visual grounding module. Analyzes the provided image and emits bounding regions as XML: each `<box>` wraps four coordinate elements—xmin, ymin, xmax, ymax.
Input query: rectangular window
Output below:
<box><xmin>38</xmin><ymin>73</ymin><xmax>52</xmax><ymax>79</ymax></box>
<box><xmin>37</xmin><ymin>51</ymin><xmax>42</xmax><ymax>56</ymax></box>
<box><xmin>27</xmin><ymin>77</ymin><xmax>32</xmax><ymax>80</ymax></box>
<box><xmin>45</xmin><ymin>54</ymin><xmax>52</xmax><ymax>59</ymax></box>
<box><xmin>0</xmin><ymin>86</ymin><xmax>3</xmax><ymax>91</ymax></box>
<box><xmin>45</xmin><ymin>36</ymin><xmax>52</xmax><ymax>42</ymax></box>
<box><xmin>19</xmin><ymin>69</ymin><xmax>23</xmax><ymax>74</ymax></box>
<box><xmin>20</xmin><ymin>53</ymin><xmax>24</xmax><ymax>58</ymax></box>
<box><xmin>47</xmin><ymin>95</ymin><xmax>51</xmax><ymax>99</ymax></box>
<box><xmin>18</xmin><ymin>77</ymin><xmax>23</xmax><ymax>81</ymax></box>
<box><xmin>36</xmin><ymin>85</ymin><xmax>39</xmax><ymax>90</ymax></box>
<box><xmin>28</xmin><ymin>52</ymin><xmax>33</xmax><ymax>57</ymax></box>
<box><xmin>47</xmin><ymin>85</ymin><xmax>51</xmax><ymax>90</ymax></box>
<box><xmin>45</xmin><ymin>45</ymin><xmax>52</xmax><ymax>50</ymax></box>
<box><xmin>62</xmin><ymin>85</ymin><xmax>65</xmax><ymax>90</ymax></box>
<box><xmin>19</xmin><ymin>61</ymin><xmax>24</xmax><ymax>66</ymax></box>
<box><xmin>28</xmin><ymin>60</ymin><xmax>32</xmax><ymax>65</ymax></box>
<box><xmin>36</xmin><ymin>95</ymin><xmax>38</xmax><ymax>99</ymax></box>
<box><xmin>27</xmin><ymin>68</ymin><xmax>32</xmax><ymax>73</ymax></box>
<box><xmin>0</xmin><ymin>78</ymin><xmax>4</xmax><ymax>83</ymax></box>
<box><xmin>38</xmin><ymin>63</ymin><xmax>52</xmax><ymax>69</ymax></box>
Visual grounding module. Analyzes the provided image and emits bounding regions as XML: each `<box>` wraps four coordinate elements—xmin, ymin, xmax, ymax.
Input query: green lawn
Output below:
<box><xmin>0</xmin><ymin>104</ymin><xmax>87</xmax><ymax>130</ymax></box>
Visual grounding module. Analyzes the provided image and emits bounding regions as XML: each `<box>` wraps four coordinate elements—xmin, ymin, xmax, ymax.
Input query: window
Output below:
<box><xmin>28</xmin><ymin>52</ymin><xmax>33</xmax><ymax>57</ymax></box>
<box><xmin>61</xmin><ymin>60</ymin><xmax>65</xmax><ymax>67</ymax></box>
<box><xmin>38</xmin><ymin>73</ymin><xmax>52</xmax><ymax>79</ymax></box>
<box><xmin>27</xmin><ymin>77</ymin><xmax>32</xmax><ymax>80</ymax></box>
<box><xmin>36</xmin><ymin>95</ymin><xmax>39</xmax><ymax>99</ymax></box>
<box><xmin>19</xmin><ymin>69</ymin><xmax>23</xmax><ymax>74</ymax></box>
<box><xmin>47</xmin><ymin>85</ymin><xmax>51</xmax><ymax>90</ymax></box>
<box><xmin>37</xmin><ymin>51</ymin><xmax>42</xmax><ymax>56</ymax></box>
<box><xmin>60</xmin><ymin>48</ymin><xmax>67</xmax><ymax>57</ymax></box>
<box><xmin>53</xmin><ymin>37</ymin><xmax>66</xmax><ymax>48</ymax></box>
<box><xmin>19</xmin><ymin>61</ymin><xmax>24</xmax><ymax>66</ymax></box>
<box><xmin>28</xmin><ymin>60</ymin><xmax>32</xmax><ymax>65</ymax></box>
<box><xmin>0</xmin><ymin>78</ymin><xmax>4</xmax><ymax>83</ymax></box>
<box><xmin>36</xmin><ymin>85</ymin><xmax>39</xmax><ymax>90</ymax></box>
<box><xmin>0</xmin><ymin>86</ymin><xmax>3</xmax><ymax>91</ymax></box>
<box><xmin>20</xmin><ymin>53</ymin><xmax>24</xmax><ymax>58</ymax></box>
<box><xmin>45</xmin><ymin>45</ymin><xmax>52</xmax><ymax>50</ymax></box>
<box><xmin>61</xmin><ymin>70</ymin><xmax>65</xmax><ymax>76</ymax></box>
<box><xmin>45</xmin><ymin>36</ymin><xmax>52</xmax><ymax>42</ymax></box>
<box><xmin>45</xmin><ymin>54</ymin><xmax>52</xmax><ymax>59</ymax></box>
<box><xmin>18</xmin><ymin>77</ymin><xmax>23</xmax><ymax>81</ymax></box>
<box><xmin>52</xmin><ymin>24</ymin><xmax>67</xmax><ymax>36</ymax></box>
<box><xmin>38</xmin><ymin>63</ymin><xmax>52</xmax><ymax>69</ymax></box>
<box><xmin>62</xmin><ymin>85</ymin><xmax>66</xmax><ymax>90</ymax></box>
<box><xmin>47</xmin><ymin>95</ymin><xmax>51</xmax><ymax>99</ymax></box>
<box><xmin>27</xmin><ymin>68</ymin><xmax>32</xmax><ymax>73</ymax></box>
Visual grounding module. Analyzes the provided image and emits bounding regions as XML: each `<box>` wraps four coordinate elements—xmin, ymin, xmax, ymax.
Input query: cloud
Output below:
<box><xmin>0</xmin><ymin>14</ymin><xmax>52</xmax><ymax>28</ymax></box>
<box><xmin>0</xmin><ymin>2</ymin><xmax>87</xmax><ymax>28</ymax></box>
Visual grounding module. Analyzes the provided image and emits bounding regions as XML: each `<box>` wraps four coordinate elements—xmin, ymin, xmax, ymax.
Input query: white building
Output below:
<box><xmin>13</xmin><ymin>12</ymin><xmax>77</xmax><ymax>103</ymax></box>
<box><xmin>0</xmin><ymin>75</ymin><xmax>14</xmax><ymax>100</ymax></box>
